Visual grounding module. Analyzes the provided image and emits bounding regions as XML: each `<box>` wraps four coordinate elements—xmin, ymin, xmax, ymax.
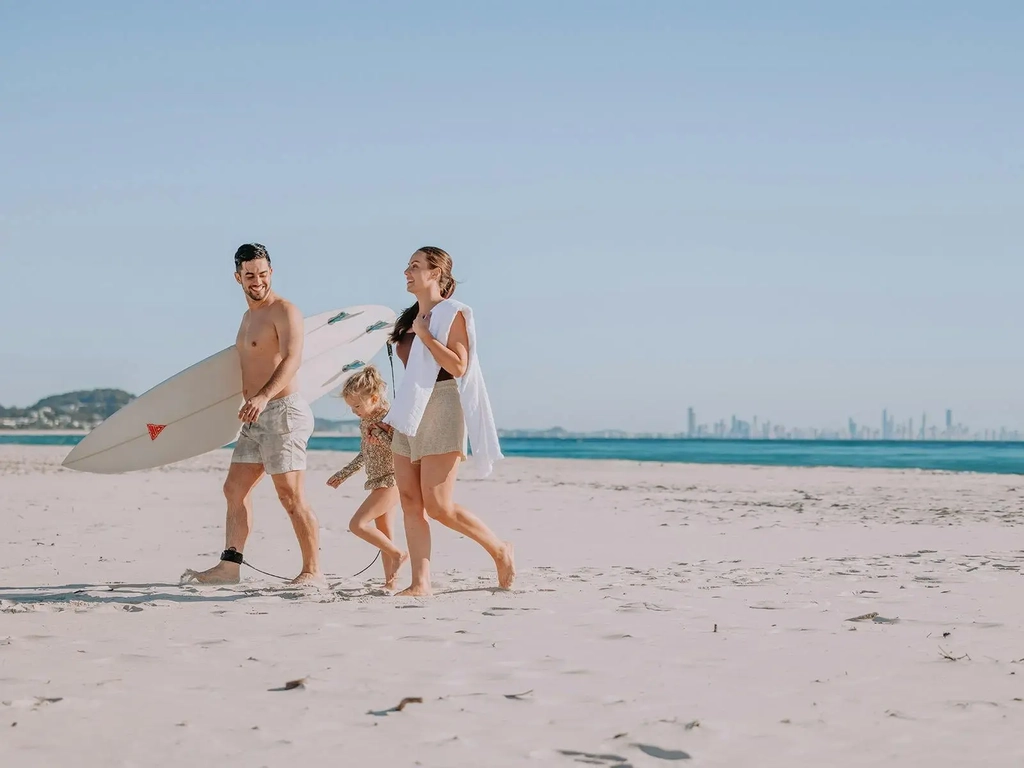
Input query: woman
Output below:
<box><xmin>383</xmin><ymin>246</ymin><xmax>515</xmax><ymax>596</ymax></box>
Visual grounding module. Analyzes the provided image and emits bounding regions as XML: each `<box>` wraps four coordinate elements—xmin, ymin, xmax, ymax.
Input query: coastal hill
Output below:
<box><xmin>0</xmin><ymin>389</ymin><xmax>134</xmax><ymax>430</ymax></box>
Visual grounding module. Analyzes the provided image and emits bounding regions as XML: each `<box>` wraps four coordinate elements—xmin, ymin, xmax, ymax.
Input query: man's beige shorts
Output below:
<box><xmin>231</xmin><ymin>392</ymin><xmax>315</xmax><ymax>475</ymax></box>
<box><xmin>392</xmin><ymin>380</ymin><xmax>467</xmax><ymax>464</ymax></box>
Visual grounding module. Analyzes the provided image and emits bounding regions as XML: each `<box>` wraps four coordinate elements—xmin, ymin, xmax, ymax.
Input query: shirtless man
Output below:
<box><xmin>181</xmin><ymin>243</ymin><xmax>323</xmax><ymax>586</ymax></box>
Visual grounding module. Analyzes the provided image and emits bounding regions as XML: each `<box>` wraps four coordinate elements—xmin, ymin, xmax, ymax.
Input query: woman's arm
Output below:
<box><xmin>414</xmin><ymin>311</ymin><xmax>469</xmax><ymax>378</ymax></box>
<box><xmin>367</xmin><ymin>422</ymin><xmax>394</xmax><ymax>446</ymax></box>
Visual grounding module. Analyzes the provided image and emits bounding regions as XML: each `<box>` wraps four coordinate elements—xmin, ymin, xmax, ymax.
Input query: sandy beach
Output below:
<box><xmin>2</xmin><ymin>445</ymin><xmax>1022</xmax><ymax>767</ymax></box>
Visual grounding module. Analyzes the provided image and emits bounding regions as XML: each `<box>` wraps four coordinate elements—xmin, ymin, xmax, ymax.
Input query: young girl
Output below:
<box><xmin>326</xmin><ymin>366</ymin><xmax>408</xmax><ymax>590</ymax></box>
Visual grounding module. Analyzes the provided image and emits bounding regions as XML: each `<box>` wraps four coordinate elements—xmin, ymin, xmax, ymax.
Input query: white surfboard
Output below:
<box><xmin>61</xmin><ymin>304</ymin><xmax>396</xmax><ymax>474</ymax></box>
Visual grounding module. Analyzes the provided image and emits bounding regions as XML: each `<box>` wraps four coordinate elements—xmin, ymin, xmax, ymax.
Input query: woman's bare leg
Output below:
<box><xmin>419</xmin><ymin>452</ymin><xmax>515</xmax><ymax>589</ymax></box>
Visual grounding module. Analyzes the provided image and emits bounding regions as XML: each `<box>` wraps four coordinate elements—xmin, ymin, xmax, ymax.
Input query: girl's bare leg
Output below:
<box><xmin>348</xmin><ymin>487</ymin><xmax>406</xmax><ymax>587</ymax></box>
<box><xmin>372</xmin><ymin>502</ymin><xmax>407</xmax><ymax>589</ymax></box>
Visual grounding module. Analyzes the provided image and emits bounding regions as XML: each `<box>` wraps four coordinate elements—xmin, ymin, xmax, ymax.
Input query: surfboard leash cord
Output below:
<box><xmin>220</xmin><ymin>548</ymin><xmax>382</xmax><ymax>581</ymax></box>
<box><xmin>386</xmin><ymin>341</ymin><xmax>396</xmax><ymax>394</ymax></box>
<box><xmin>214</xmin><ymin>343</ymin><xmax>393</xmax><ymax>585</ymax></box>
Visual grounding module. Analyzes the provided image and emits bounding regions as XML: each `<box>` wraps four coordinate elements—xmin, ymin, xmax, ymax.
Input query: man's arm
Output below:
<box><xmin>418</xmin><ymin>311</ymin><xmax>469</xmax><ymax>378</ymax></box>
<box><xmin>256</xmin><ymin>302</ymin><xmax>304</xmax><ymax>401</ymax></box>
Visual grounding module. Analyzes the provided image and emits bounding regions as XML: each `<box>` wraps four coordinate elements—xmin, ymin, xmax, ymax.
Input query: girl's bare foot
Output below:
<box><xmin>384</xmin><ymin>551</ymin><xmax>409</xmax><ymax>591</ymax></box>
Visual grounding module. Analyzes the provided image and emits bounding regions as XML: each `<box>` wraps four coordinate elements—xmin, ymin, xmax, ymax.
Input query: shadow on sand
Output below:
<box><xmin>0</xmin><ymin>581</ymin><xmax>347</xmax><ymax>607</ymax></box>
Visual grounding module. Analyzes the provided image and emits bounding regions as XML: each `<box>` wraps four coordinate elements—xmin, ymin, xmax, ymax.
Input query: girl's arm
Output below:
<box><xmin>327</xmin><ymin>450</ymin><xmax>364</xmax><ymax>486</ymax></box>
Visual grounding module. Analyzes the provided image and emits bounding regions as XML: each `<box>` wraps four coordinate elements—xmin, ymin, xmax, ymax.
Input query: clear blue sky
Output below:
<box><xmin>2</xmin><ymin>2</ymin><xmax>1022</xmax><ymax>433</ymax></box>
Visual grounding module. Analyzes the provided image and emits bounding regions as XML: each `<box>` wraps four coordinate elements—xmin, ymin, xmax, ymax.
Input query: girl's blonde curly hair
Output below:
<box><xmin>340</xmin><ymin>365</ymin><xmax>389</xmax><ymax>404</ymax></box>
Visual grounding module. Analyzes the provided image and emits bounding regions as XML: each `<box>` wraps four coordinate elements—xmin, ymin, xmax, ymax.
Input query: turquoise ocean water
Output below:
<box><xmin>4</xmin><ymin>434</ymin><xmax>1023</xmax><ymax>475</ymax></box>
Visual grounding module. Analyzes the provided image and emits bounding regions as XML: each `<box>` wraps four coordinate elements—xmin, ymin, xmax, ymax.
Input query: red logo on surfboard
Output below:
<box><xmin>147</xmin><ymin>424</ymin><xmax>166</xmax><ymax>440</ymax></box>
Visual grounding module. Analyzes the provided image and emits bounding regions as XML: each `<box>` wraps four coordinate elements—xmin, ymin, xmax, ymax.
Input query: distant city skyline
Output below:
<box><xmin>674</xmin><ymin>406</ymin><xmax>1023</xmax><ymax>442</ymax></box>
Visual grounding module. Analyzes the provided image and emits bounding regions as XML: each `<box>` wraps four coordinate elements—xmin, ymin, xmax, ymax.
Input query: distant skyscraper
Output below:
<box><xmin>946</xmin><ymin>409</ymin><xmax>952</xmax><ymax>437</ymax></box>
<box><xmin>687</xmin><ymin>407</ymin><xmax>696</xmax><ymax>438</ymax></box>
<box><xmin>882</xmin><ymin>409</ymin><xmax>889</xmax><ymax>440</ymax></box>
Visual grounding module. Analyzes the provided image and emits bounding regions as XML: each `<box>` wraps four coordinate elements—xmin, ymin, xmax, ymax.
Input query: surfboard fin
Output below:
<box><xmin>328</xmin><ymin>310</ymin><xmax>365</xmax><ymax>325</ymax></box>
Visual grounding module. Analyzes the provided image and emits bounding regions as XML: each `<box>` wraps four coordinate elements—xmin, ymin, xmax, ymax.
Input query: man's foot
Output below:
<box><xmin>495</xmin><ymin>541</ymin><xmax>516</xmax><ymax>589</ymax></box>
<box><xmin>384</xmin><ymin>551</ymin><xmax>409</xmax><ymax>591</ymax></box>
<box><xmin>179</xmin><ymin>561</ymin><xmax>241</xmax><ymax>585</ymax></box>
<box><xmin>290</xmin><ymin>571</ymin><xmax>327</xmax><ymax>588</ymax></box>
<box><xmin>396</xmin><ymin>582</ymin><xmax>433</xmax><ymax>597</ymax></box>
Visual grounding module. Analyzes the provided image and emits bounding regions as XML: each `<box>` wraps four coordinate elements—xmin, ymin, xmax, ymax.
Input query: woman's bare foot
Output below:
<box><xmin>396</xmin><ymin>582</ymin><xmax>432</xmax><ymax>597</ymax></box>
<box><xmin>495</xmin><ymin>542</ymin><xmax>516</xmax><ymax>589</ymax></box>
<box><xmin>290</xmin><ymin>571</ymin><xmax>327</xmax><ymax>588</ymax></box>
<box><xmin>384</xmin><ymin>551</ymin><xmax>410</xmax><ymax>591</ymax></box>
<box><xmin>179</xmin><ymin>561</ymin><xmax>240</xmax><ymax>585</ymax></box>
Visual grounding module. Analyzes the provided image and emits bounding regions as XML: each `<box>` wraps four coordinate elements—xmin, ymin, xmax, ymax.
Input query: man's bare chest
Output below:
<box><xmin>238</xmin><ymin>315</ymin><xmax>278</xmax><ymax>353</ymax></box>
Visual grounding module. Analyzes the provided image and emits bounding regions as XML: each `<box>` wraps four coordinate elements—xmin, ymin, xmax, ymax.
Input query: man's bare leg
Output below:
<box><xmin>420</xmin><ymin>452</ymin><xmax>515</xmax><ymax>589</ymax></box>
<box><xmin>271</xmin><ymin>469</ymin><xmax>325</xmax><ymax>586</ymax></box>
<box><xmin>180</xmin><ymin>462</ymin><xmax>264</xmax><ymax>584</ymax></box>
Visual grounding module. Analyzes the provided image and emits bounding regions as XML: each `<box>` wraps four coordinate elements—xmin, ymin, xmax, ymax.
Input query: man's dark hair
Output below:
<box><xmin>234</xmin><ymin>243</ymin><xmax>271</xmax><ymax>272</ymax></box>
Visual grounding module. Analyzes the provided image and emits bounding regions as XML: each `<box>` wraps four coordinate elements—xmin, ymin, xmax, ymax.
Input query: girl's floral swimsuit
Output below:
<box><xmin>329</xmin><ymin>407</ymin><xmax>396</xmax><ymax>491</ymax></box>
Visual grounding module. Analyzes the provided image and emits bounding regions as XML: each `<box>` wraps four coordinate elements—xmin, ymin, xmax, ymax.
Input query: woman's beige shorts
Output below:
<box><xmin>391</xmin><ymin>380</ymin><xmax>467</xmax><ymax>464</ymax></box>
